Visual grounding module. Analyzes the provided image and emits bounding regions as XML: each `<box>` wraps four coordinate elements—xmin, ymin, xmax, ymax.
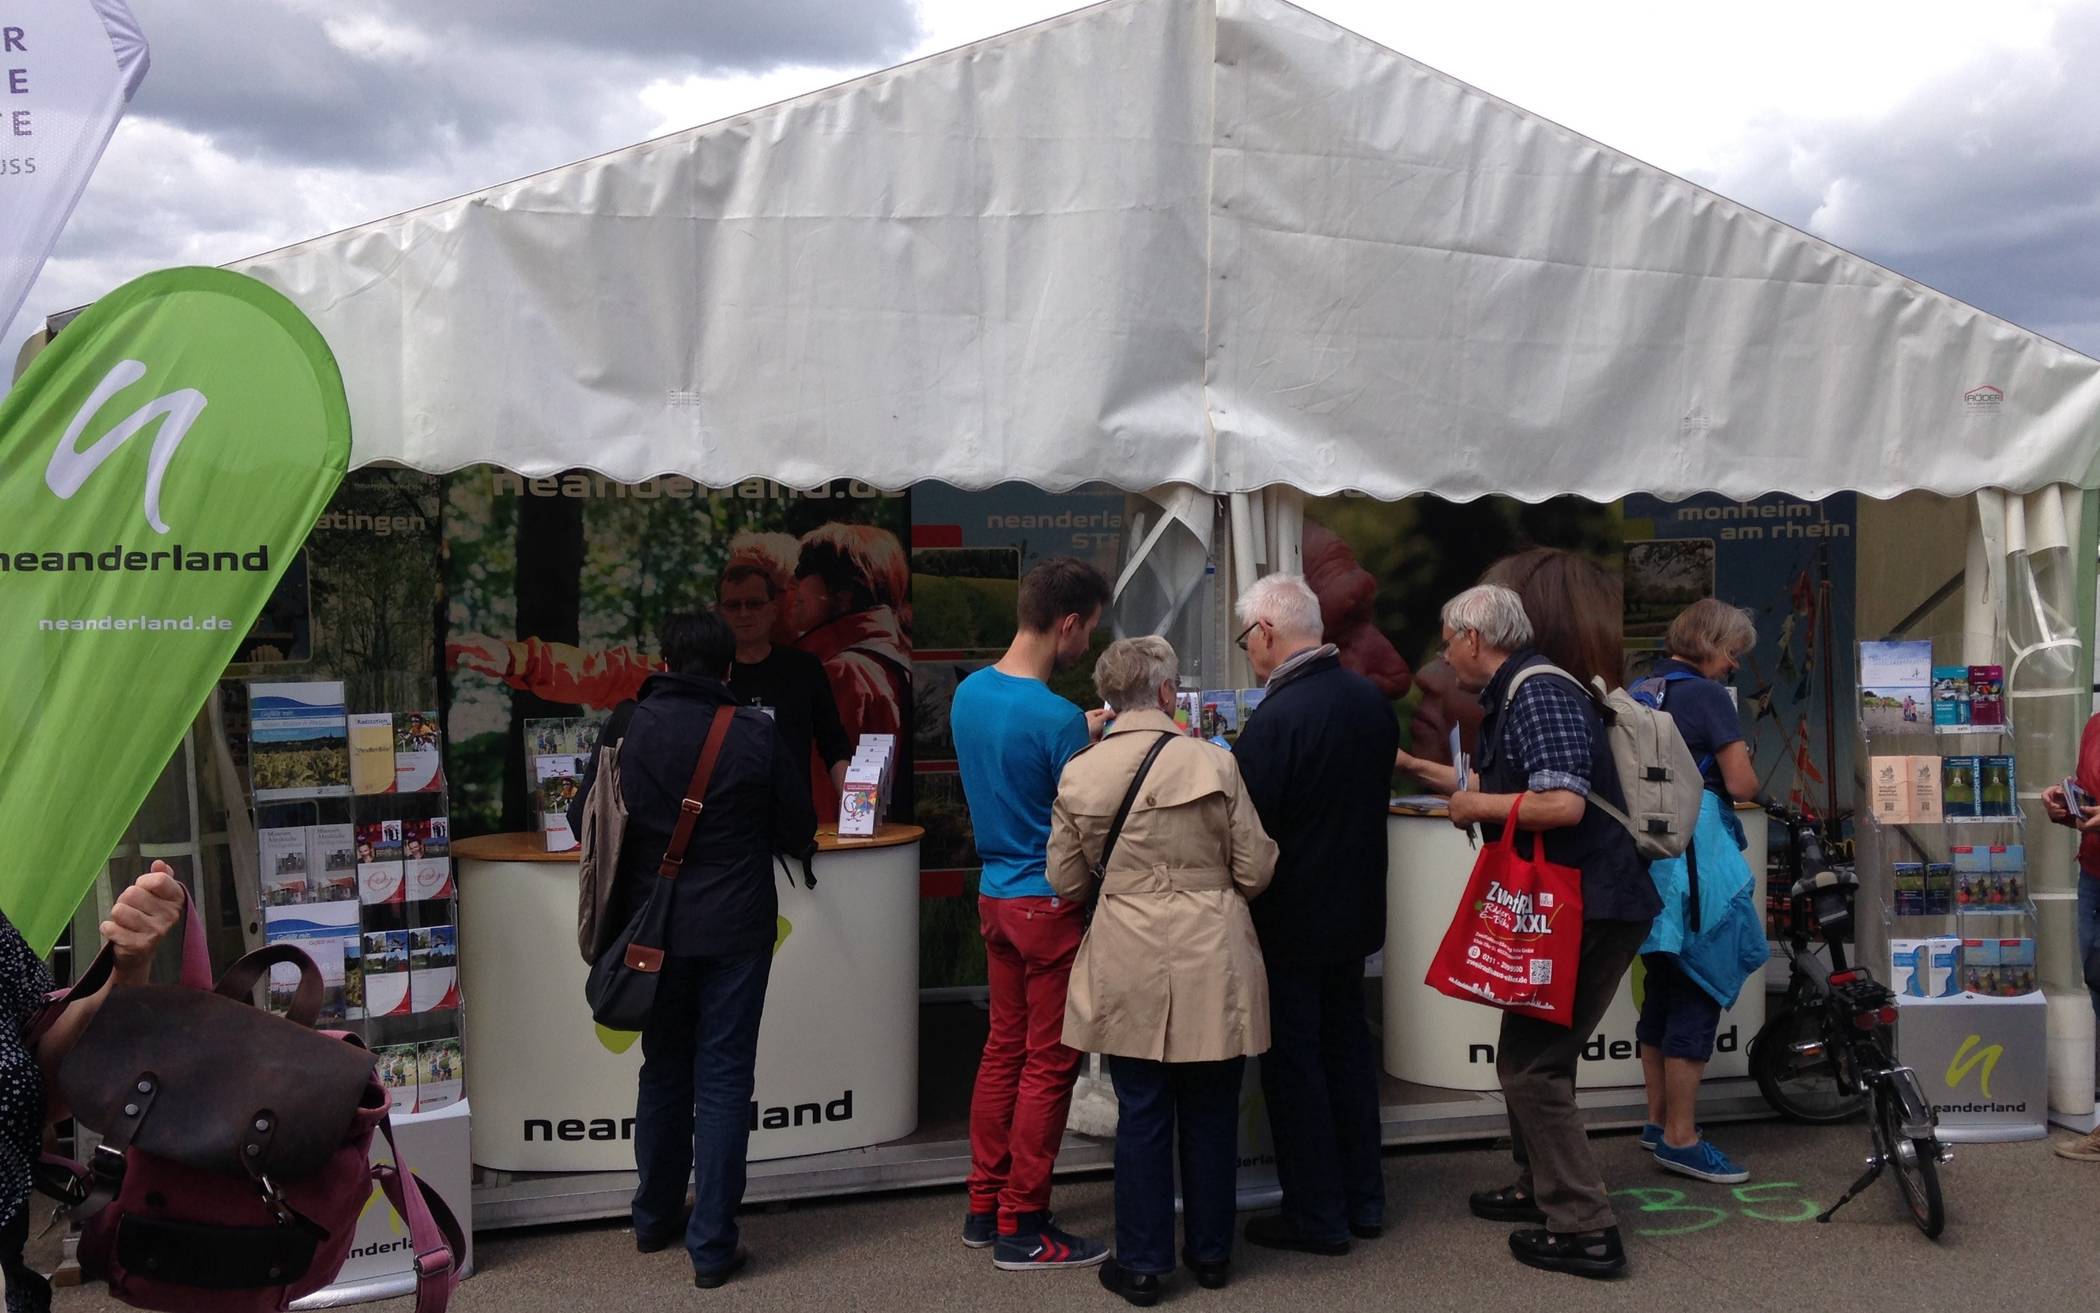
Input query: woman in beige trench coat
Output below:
<box><xmin>1048</xmin><ymin>636</ymin><xmax>1278</xmax><ymax>1305</ymax></box>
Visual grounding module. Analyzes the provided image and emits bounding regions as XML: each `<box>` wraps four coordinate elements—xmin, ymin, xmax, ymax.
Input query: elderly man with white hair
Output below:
<box><xmin>1435</xmin><ymin>583</ymin><xmax>1658</xmax><ymax>1280</ymax></box>
<box><xmin>1228</xmin><ymin>573</ymin><xmax>1399</xmax><ymax>1258</ymax></box>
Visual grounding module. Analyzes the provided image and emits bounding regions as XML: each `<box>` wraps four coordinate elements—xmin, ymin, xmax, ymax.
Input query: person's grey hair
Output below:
<box><xmin>1442</xmin><ymin>584</ymin><xmax>1534</xmax><ymax>651</ymax></box>
<box><xmin>1235</xmin><ymin>573</ymin><xmax>1322</xmax><ymax>640</ymax></box>
<box><xmin>1093</xmin><ymin>636</ymin><xmax>1180</xmax><ymax>712</ymax></box>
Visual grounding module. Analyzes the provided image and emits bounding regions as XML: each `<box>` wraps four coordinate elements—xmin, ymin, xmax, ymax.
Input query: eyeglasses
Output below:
<box><xmin>1437</xmin><ymin>629</ymin><xmax>1476</xmax><ymax>659</ymax></box>
<box><xmin>1234</xmin><ymin>620</ymin><xmax>1263</xmax><ymax>651</ymax></box>
<box><xmin>718</xmin><ymin>598</ymin><xmax>773</xmax><ymax>613</ymax></box>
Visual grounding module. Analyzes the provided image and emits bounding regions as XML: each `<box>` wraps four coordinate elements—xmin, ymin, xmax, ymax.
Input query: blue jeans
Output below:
<box><xmin>1108</xmin><ymin>1055</ymin><xmax>1245</xmax><ymax>1275</ymax></box>
<box><xmin>632</xmin><ymin>951</ymin><xmax>772</xmax><ymax>1270</ymax></box>
<box><xmin>2079</xmin><ymin>874</ymin><xmax>2100</xmax><ymax>1021</ymax></box>
<box><xmin>1259</xmin><ymin>959</ymin><xmax>1384</xmax><ymax>1242</ymax></box>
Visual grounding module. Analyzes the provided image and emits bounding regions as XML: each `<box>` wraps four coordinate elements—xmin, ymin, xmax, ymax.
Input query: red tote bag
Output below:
<box><xmin>1425</xmin><ymin>798</ymin><xmax>1584</xmax><ymax>1026</ymax></box>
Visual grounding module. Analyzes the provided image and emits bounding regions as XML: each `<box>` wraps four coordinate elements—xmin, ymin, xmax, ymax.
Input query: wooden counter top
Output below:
<box><xmin>452</xmin><ymin>823</ymin><xmax>926</xmax><ymax>865</ymax></box>
<box><xmin>1388</xmin><ymin>800</ymin><xmax>1766</xmax><ymax>818</ymax></box>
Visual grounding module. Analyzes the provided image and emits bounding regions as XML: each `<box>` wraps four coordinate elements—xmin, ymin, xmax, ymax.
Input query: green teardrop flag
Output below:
<box><xmin>0</xmin><ymin>267</ymin><xmax>350</xmax><ymax>954</ymax></box>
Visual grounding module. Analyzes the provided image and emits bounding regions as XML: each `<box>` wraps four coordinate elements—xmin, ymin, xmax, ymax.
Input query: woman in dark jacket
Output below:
<box><xmin>571</xmin><ymin>612</ymin><xmax>817</xmax><ymax>1289</ymax></box>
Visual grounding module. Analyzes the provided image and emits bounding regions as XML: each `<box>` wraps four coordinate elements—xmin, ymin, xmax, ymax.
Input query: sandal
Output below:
<box><xmin>1468</xmin><ymin>1184</ymin><xmax>1547</xmax><ymax>1224</ymax></box>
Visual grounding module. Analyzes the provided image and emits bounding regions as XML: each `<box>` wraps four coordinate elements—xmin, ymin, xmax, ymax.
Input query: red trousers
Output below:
<box><xmin>968</xmin><ymin>895</ymin><xmax>1087</xmax><ymax>1228</ymax></box>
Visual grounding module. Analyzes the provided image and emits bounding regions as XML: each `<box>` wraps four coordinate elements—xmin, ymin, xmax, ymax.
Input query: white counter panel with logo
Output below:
<box><xmin>454</xmin><ymin>825</ymin><xmax>922</xmax><ymax>1173</ymax></box>
<box><xmin>1383</xmin><ymin>806</ymin><xmax>1768</xmax><ymax>1091</ymax></box>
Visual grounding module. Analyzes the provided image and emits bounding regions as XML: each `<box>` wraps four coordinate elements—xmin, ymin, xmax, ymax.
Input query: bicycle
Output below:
<box><xmin>1746</xmin><ymin>802</ymin><xmax>1951</xmax><ymax>1237</ymax></box>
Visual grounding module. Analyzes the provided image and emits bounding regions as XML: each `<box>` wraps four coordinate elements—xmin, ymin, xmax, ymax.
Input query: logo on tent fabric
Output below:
<box><xmin>1963</xmin><ymin>384</ymin><xmax>2004</xmax><ymax>416</ymax></box>
<box><xmin>44</xmin><ymin>358</ymin><xmax>208</xmax><ymax>533</ymax></box>
<box><xmin>1946</xmin><ymin>1034</ymin><xmax>2001</xmax><ymax>1098</ymax></box>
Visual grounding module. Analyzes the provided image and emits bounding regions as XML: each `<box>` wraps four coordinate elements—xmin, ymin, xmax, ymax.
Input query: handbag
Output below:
<box><xmin>585</xmin><ymin>705</ymin><xmax>736</xmax><ymax>1031</ymax></box>
<box><xmin>39</xmin><ymin>890</ymin><xmax>462</xmax><ymax>1313</ymax></box>
<box><xmin>576</xmin><ymin>730</ymin><xmax>629</xmax><ymax>964</ymax></box>
<box><xmin>1424</xmin><ymin>797</ymin><xmax>1585</xmax><ymax>1026</ymax></box>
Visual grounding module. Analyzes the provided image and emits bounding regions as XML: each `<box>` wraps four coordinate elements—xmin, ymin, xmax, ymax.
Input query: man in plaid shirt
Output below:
<box><xmin>1436</xmin><ymin>584</ymin><xmax>1659</xmax><ymax>1279</ymax></box>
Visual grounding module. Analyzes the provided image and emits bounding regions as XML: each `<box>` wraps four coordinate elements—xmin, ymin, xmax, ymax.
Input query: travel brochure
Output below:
<box><xmin>1167</xmin><ymin>688</ymin><xmax>1267</xmax><ymax>744</ymax></box>
<box><xmin>840</xmin><ymin>734</ymin><xmax>896</xmax><ymax>836</ymax></box>
<box><xmin>356</xmin><ymin>819</ymin><xmax>407</xmax><ymax>905</ymax></box>
<box><xmin>1860</xmin><ymin>642</ymin><xmax>2007</xmax><ymax>736</ymax></box>
<box><xmin>249</xmin><ymin>681</ymin><xmax>352</xmax><ymax>800</ymax></box>
<box><xmin>527</xmin><ymin>717</ymin><xmax>599</xmax><ymax>851</ymax></box>
<box><xmin>373</xmin><ymin>1037</ymin><xmax>464</xmax><ymax>1115</ymax></box>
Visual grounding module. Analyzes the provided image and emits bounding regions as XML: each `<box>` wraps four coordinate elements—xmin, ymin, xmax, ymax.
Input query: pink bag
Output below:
<box><xmin>36</xmin><ymin>894</ymin><xmax>463</xmax><ymax>1313</ymax></box>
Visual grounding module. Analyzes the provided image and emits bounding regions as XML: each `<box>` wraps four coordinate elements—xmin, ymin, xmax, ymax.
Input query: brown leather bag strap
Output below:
<box><xmin>658</xmin><ymin>707</ymin><xmax>737</xmax><ymax>879</ymax></box>
<box><xmin>213</xmin><ymin>944</ymin><xmax>327</xmax><ymax>1028</ymax></box>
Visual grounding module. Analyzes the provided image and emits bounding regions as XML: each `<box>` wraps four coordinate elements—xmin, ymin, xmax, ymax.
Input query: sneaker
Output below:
<box><xmin>1508</xmin><ymin>1227</ymin><xmax>1626</xmax><ymax>1279</ymax></box>
<box><xmin>1653</xmin><ymin>1137</ymin><xmax>1750</xmax><ymax>1184</ymax></box>
<box><xmin>962</xmin><ymin>1210</ymin><xmax>997</xmax><ymax>1249</ymax></box>
<box><xmin>1637</xmin><ymin>1122</ymin><xmax>1704</xmax><ymax>1151</ymax></box>
<box><xmin>992</xmin><ymin>1213</ymin><xmax>1108</xmax><ymax>1271</ymax></box>
<box><xmin>2054</xmin><ymin>1128</ymin><xmax>2100</xmax><ymax>1162</ymax></box>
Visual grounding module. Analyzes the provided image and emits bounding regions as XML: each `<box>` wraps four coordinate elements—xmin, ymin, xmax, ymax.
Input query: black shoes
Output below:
<box><xmin>634</xmin><ymin>1230</ymin><xmax>677</xmax><ymax>1255</ymax></box>
<box><xmin>693</xmin><ymin>1248</ymin><xmax>750</xmax><ymax>1289</ymax></box>
<box><xmin>1183</xmin><ymin>1248</ymin><xmax>1231</xmax><ymax>1289</ymax></box>
<box><xmin>1242</xmin><ymin>1214</ymin><xmax>1350</xmax><ymax>1256</ymax></box>
<box><xmin>1508</xmin><ymin>1227</ymin><xmax>1626</xmax><ymax>1279</ymax></box>
<box><xmin>1349</xmin><ymin>1220</ymin><xmax>1383</xmax><ymax>1240</ymax></box>
<box><xmin>1468</xmin><ymin>1184</ymin><xmax>1547</xmax><ymax>1225</ymax></box>
<box><xmin>1098</xmin><ymin>1259</ymin><xmax>1163</xmax><ymax>1307</ymax></box>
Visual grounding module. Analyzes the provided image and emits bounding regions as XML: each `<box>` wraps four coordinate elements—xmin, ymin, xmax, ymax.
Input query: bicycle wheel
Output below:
<box><xmin>1750</xmin><ymin>1006</ymin><xmax>1865</xmax><ymax>1123</ymax></box>
<box><xmin>1877</xmin><ymin>1085</ymin><xmax>1945</xmax><ymax>1238</ymax></box>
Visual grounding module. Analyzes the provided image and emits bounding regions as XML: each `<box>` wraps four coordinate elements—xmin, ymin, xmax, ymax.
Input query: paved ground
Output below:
<box><xmin>52</xmin><ymin>1119</ymin><xmax>2100</xmax><ymax>1312</ymax></box>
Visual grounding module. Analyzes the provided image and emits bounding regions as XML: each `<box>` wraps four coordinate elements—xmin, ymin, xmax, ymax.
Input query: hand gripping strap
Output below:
<box><xmin>29</xmin><ymin>881</ymin><xmax>211</xmax><ymax>1047</ymax></box>
<box><xmin>658</xmin><ymin>707</ymin><xmax>737</xmax><ymax>880</ymax></box>
<box><xmin>376</xmin><ymin>1117</ymin><xmax>468</xmax><ymax>1313</ymax></box>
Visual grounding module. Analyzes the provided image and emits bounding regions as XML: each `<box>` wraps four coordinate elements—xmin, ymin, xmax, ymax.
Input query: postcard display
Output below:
<box><xmin>1856</xmin><ymin>644</ymin><xmax>2047</xmax><ymax>1141</ymax></box>
<box><xmin>250</xmin><ymin>681</ymin><xmax>466</xmax><ymax>1119</ymax></box>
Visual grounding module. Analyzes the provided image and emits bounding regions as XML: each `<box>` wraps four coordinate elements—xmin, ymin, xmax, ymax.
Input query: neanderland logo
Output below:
<box><xmin>44</xmin><ymin>359</ymin><xmax>208</xmax><ymax>534</ymax></box>
<box><xmin>1963</xmin><ymin>384</ymin><xmax>2004</xmax><ymax>415</ymax></box>
<box><xmin>6</xmin><ymin>358</ymin><xmax>270</xmax><ymax>576</ymax></box>
<box><xmin>1946</xmin><ymin>1034</ymin><xmax>2002</xmax><ymax>1099</ymax></box>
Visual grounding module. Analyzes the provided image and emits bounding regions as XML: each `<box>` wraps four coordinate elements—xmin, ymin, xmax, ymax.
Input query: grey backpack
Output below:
<box><xmin>1504</xmin><ymin>664</ymin><xmax>1702</xmax><ymax>860</ymax></box>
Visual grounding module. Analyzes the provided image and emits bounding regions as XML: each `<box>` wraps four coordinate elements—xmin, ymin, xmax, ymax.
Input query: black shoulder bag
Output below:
<box><xmin>1084</xmin><ymin>732</ymin><xmax>1176</xmax><ymax>922</ymax></box>
<box><xmin>586</xmin><ymin>706</ymin><xmax>735</xmax><ymax>1030</ymax></box>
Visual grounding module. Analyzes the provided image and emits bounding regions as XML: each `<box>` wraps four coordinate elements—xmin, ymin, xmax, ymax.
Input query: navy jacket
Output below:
<box><xmin>1232</xmin><ymin>653</ymin><xmax>1399</xmax><ymax>964</ymax></box>
<box><xmin>575</xmin><ymin>672</ymin><xmax>817</xmax><ymax>958</ymax></box>
<box><xmin>1475</xmin><ymin>651</ymin><xmax>1659</xmax><ymax>925</ymax></box>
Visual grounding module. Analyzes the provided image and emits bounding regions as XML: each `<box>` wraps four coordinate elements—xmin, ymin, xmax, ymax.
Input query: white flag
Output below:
<box><xmin>0</xmin><ymin>0</ymin><xmax>149</xmax><ymax>332</ymax></box>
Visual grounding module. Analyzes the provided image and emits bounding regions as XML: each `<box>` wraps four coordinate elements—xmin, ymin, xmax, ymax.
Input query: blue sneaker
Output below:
<box><xmin>992</xmin><ymin>1212</ymin><xmax>1108</xmax><ymax>1271</ymax></box>
<box><xmin>1654</xmin><ymin>1137</ymin><xmax>1750</xmax><ymax>1184</ymax></box>
<box><xmin>963</xmin><ymin>1210</ymin><xmax>997</xmax><ymax>1249</ymax></box>
<box><xmin>1638</xmin><ymin>1122</ymin><xmax>1703</xmax><ymax>1150</ymax></box>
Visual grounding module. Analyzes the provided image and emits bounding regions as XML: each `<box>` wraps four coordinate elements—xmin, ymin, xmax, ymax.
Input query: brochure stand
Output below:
<box><xmin>246</xmin><ymin>676</ymin><xmax>477</xmax><ymax>1300</ymax></box>
<box><xmin>1857</xmin><ymin>644</ymin><xmax>2046</xmax><ymax>1142</ymax></box>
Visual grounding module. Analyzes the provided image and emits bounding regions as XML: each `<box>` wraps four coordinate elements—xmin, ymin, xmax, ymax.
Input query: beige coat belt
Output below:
<box><xmin>1100</xmin><ymin>866</ymin><xmax>1232</xmax><ymax>895</ymax></box>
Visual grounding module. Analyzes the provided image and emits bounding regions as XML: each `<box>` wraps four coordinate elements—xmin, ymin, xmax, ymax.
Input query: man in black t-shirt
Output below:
<box><xmin>719</xmin><ymin>560</ymin><xmax>852</xmax><ymax>811</ymax></box>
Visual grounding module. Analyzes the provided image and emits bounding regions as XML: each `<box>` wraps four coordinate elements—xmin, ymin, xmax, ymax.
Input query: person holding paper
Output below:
<box><xmin>951</xmin><ymin>557</ymin><xmax>1115</xmax><ymax>1270</ymax></box>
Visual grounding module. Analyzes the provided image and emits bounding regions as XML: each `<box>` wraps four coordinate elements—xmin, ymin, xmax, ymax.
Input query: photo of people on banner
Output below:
<box><xmin>442</xmin><ymin>473</ymin><xmax>913</xmax><ymax>834</ymax></box>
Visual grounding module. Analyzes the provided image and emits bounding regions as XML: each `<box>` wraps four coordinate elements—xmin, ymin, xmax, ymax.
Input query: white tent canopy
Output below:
<box><xmin>234</xmin><ymin>0</ymin><xmax>2100</xmax><ymax>500</ymax></box>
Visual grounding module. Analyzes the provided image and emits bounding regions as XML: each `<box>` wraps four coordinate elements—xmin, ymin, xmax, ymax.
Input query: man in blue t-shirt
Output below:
<box><xmin>950</xmin><ymin>557</ymin><xmax>1113</xmax><ymax>1271</ymax></box>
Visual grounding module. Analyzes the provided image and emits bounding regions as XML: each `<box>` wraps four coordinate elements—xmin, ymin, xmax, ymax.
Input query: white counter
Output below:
<box><xmin>456</xmin><ymin>826</ymin><xmax>922</xmax><ymax>1172</ymax></box>
<box><xmin>1382</xmin><ymin>808</ymin><xmax>1767</xmax><ymax>1090</ymax></box>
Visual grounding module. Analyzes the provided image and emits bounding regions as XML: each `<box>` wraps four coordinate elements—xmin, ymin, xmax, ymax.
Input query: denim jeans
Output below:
<box><xmin>1107</xmin><ymin>1055</ymin><xmax>1245</xmax><ymax>1275</ymax></box>
<box><xmin>632</xmin><ymin>951</ymin><xmax>772</xmax><ymax>1271</ymax></box>
<box><xmin>2079</xmin><ymin>874</ymin><xmax>2100</xmax><ymax>1023</ymax></box>
<box><xmin>1258</xmin><ymin>959</ymin><xmax>1384</xmax><ymax>1242</ymax></box>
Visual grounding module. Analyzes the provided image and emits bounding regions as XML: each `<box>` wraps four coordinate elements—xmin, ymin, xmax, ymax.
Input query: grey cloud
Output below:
<box><xmin>409</xmin><ymin>0</ymin><xmax>922</xmax><ymax>70</ymax></box>
<box><xmin>124</xmin><ymin>0</ymin><xmax>921</xmax><ymax>169</ymax></box>
<box><xmin>1702</xmin><ymin>11</ymin><xmax>2100</xmax><ymax>357</ymax></box>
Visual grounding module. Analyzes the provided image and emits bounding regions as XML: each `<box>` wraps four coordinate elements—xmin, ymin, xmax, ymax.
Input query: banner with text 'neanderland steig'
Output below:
<box><xmin>0</xmin><ymin>268</ymin><xmax>350</xmax><ymax>953</ymax></box>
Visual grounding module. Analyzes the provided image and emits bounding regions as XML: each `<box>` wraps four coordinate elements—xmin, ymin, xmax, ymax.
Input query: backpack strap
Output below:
<box><xmin>1503</xmin><ymin>664</ymin><xmax>1645</xmax><ymax>834</ymax></box>
<box><xmin>374</xmin><ymin>1116</ymin><xmax>467</xmax><ymax>1313</ymax></box>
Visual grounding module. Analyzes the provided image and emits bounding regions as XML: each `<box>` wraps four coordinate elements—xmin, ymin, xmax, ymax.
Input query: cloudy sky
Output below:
<box><xmin>13</xmin><ymin>0</ymin><xmax>2100</xmax><ymax>363</ymax></box>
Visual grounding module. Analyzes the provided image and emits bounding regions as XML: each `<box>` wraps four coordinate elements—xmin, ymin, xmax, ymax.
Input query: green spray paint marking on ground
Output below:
<box><xmin>1610</xmin><ymin>1184</ymin><xmax>1824</xmax><ymax>1238</ymax></box>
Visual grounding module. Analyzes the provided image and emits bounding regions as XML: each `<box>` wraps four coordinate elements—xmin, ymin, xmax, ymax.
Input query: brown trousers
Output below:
<box><xmin>1496</xmin><ymin>917</ymin><xmax>1651</xmax><ymax>1234</ymax></box>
